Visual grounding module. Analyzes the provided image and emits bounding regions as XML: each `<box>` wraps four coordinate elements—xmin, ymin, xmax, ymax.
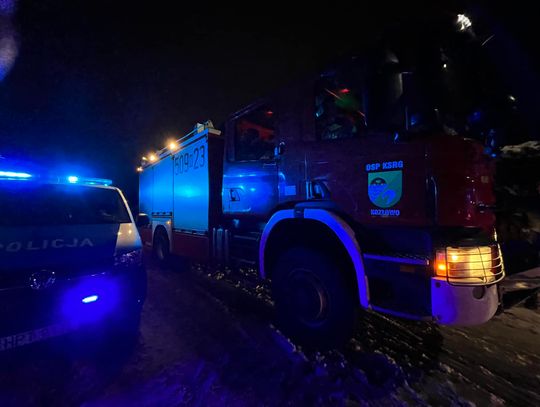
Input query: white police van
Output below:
<box><xmin>0</xmin><ymin>167</ymin><xmax>147</xmax><ymax>352</ymax></box>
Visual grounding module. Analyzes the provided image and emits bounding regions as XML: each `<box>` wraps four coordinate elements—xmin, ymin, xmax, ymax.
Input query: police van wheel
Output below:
<box><xmin>272</xmin><ymin>247</ymin><xmax>357</xmax><ymax>349</ymax></box>
<box><xmin>106</xmin><ymin>306</ymin><xmax>142</xmax><ymax>351</ymax></box>
<box><xmin>71</xmin><ymin>306</ymin><xmax>142</xmax><ymax>357</ymax></box>
<box><xmin>153</xmin><ymin>229</ymin><xmax>171</xmax><ymax>268</ymax></box>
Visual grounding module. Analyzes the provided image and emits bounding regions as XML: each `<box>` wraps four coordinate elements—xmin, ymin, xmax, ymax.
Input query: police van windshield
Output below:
<box><xmin>0</xmin><ymin>184</ymin><xmax>131</xmax><ymax>226</ymax></box>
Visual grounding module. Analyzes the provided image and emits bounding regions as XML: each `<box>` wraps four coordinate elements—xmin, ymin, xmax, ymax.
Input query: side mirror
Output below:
<box><xmin>274</xmin><ymin>141</ymin><xmax>285</xmax><ymax>157</ymax></box>
<box><xmin>136</xmin><ymin>213</ymin><xmax>150</xmax><ymax>228</ymax></box>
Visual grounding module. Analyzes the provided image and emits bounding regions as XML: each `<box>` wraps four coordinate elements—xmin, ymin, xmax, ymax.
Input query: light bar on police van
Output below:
<box><xmin>0</xmin><ymin>170</ymin><xmax>33</xmax><ymax>180</ymax></box>
<box><xmin>64</xmin><ymin>176</ymin><xmax>112</xmax><ymax>186</ymax></box>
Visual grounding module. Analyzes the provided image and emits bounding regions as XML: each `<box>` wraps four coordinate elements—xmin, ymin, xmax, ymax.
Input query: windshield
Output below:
<box><xmin>365</xmin><ymin>16</ymin><xmax>525</xmax><ymax>147</ymax></box>
<box><xmin>0</xmin><ymin>183</ymin><xmax>131</xmax><ymax>226</ymax></box>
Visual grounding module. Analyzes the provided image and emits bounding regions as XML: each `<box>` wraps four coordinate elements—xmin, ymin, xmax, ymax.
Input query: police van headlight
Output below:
<box><xmin>434</xmin><ymin>245</ymin><xmax>504</xmax><ymax>285</ymax></box>
<box><xmin>114</xmin><ymin>249</ymin><xmax>143</xmax><ymax>269</ymax></box>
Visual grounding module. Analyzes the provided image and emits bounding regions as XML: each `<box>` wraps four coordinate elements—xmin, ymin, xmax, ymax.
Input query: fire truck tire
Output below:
<box><xmin>272</xmin><ymin>247</ymin><xmax>357</xmax><ymax>349</ymax></box>
<box><xmin>153</xmin><ymin>229</ymin><xmax>171</xmax><ymax>268</ymax></box>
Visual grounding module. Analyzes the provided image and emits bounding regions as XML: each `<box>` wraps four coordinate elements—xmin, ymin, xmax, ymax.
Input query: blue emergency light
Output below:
<box><xmin>63</xmin><ymin>175</ymin><xmax>112</xmax><ymax>186</ymax></box>
<box><xmin>0</xmin><ymin>169</ymin><xmax>112</xmax><ymax>186</ymax></box>
<box><xmin>0</xmin><ymin>170</ymin><xmax>33</xmax><ymax>180</ymax></box>
<box><xmin>82</xmin><ymin>295</ymin><xmax>99</xmax><ymax>304</ymax></box>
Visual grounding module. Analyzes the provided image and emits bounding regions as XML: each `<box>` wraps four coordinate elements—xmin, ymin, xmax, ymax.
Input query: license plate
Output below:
<box><xmin>0</xmin><ymin>322</ymin><xmax>72</xmax><ymax>352</ymax></box>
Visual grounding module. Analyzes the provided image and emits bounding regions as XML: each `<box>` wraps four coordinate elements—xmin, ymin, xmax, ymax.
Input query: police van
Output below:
<box><xmin>0</xmin><ymin>167</ymin><xmax>147</xmax><ymax>352</ymax></box>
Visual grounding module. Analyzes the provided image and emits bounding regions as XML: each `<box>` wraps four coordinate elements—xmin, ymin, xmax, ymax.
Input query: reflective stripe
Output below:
<box><xmin>363</xmin><ymin>253</ymin><xmax>429</xmax><ymax>266</ymax></box>
<box><xmin>260</xmin><ymin>208</ymin><xmax>369</xmax><ymax>308</ymax></box>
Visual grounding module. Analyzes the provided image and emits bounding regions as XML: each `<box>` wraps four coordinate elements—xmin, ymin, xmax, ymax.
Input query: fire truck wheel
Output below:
<box><xmin>153</xmin><ymin>229</ymin><xmax>171</xmax><ymax>268</ymax></box>
<box><xmin>272</xmin><ymin>247</ymin><xmax>357</xmax><ymax>349</ymax></box>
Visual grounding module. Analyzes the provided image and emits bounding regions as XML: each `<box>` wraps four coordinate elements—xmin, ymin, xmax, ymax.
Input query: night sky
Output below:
<box><xmin>1</xmin><ymin>1</ymin><xmax>538</xmax><ymax>205</ymax></box>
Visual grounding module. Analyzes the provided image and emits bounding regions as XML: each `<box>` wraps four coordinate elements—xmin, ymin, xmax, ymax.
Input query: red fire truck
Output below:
<box><xmin>138</xmin><ymin>16</ymin><xmax>508</xmax><ymax>347</ymax></box>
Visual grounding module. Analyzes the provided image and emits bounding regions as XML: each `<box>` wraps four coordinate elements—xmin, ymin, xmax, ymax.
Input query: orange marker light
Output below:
<box><xmin>434</xmin><ymin>262</ymin><xmax>447</xmax><ymax>278</ymax></box>
<box><xmin>434</xmin><ymin>250</ymin><xmax>448</xmax><ymax>277</ymax></box>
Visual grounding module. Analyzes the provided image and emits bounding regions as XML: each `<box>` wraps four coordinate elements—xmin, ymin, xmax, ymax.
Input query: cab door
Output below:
<box><xmin>223</xmin><ymin>103</ymin><xmax>279</xmax><ymax>218</ymax></box>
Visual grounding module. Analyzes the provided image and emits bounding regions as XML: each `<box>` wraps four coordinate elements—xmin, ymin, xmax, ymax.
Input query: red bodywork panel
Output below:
<box><xmin>279</xmin><ymin>134</ymin><xmax>495</xmax><ymax>232</ymax></box>
<box><xmin>300</xmin><ymin>137</ymin><xmax>429</xmax><ymax>227</ymax></box>
<box><xmin>429</xmin><ymin>135</ymin><xmax>495</xmax><ymax>232</ymax></box>
<box><xmin>172</xmin><ymin>232</ymin><xmax>209</xmax><ymax>262</ymax></box>
<box><xmin>267</xmin><ymin>78</ymin><xmax>498</xmax><ymax>233</ymax></box>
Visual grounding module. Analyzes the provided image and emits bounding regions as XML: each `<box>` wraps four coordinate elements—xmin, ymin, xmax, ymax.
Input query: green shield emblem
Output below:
<box><xmin>368</xmin><ymin>170</ymin><xmax>402</xmax><ymax>208</ymax></box>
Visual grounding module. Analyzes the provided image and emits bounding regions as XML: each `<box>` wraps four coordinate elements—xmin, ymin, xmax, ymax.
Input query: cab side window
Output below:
<box><xmin>234</xmin><ymin>106</ymin><xmax>275</xmax><ymax>161</ymax></box>
<box><xmin>315</xmin><ymin>76</ymin><xmax>366</xmax><ymax>140</ymax></box>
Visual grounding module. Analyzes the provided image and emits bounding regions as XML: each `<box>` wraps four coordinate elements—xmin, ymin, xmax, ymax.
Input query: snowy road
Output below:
<box><xmin>1</xmin><ymin>259</ymin><xmax>539</xmax><ymax>406</ymax></box>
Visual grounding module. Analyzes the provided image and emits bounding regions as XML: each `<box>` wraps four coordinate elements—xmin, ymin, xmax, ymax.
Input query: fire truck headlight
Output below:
<box><xmin>434</xmin><ymin>246</ymin><xmax>504</xmax><ymax>285</ymax></box>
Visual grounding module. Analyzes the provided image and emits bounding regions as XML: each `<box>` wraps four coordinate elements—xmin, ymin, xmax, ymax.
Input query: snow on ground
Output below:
<box><xmin>500</xmin><ymin>141</ymin><xmax>540</xmax><ymax>158</ymax></box>
<box><xmin>1</xmin><ymin>259</ymin><xmax>539</xmax><ymax>406</ymax></box>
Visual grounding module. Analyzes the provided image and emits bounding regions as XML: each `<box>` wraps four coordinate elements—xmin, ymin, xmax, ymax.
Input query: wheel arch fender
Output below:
<box><xmin>259</xmin><ymin>208</ymin><xmax>369</xmax><ymax>308</ymax></box>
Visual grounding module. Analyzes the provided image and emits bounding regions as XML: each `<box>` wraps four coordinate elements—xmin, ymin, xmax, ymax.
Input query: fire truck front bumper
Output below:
<box><xmin>431</xmin><ymin>278</ymin><xmax>499</xmax><ymax>325</ymax></box>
